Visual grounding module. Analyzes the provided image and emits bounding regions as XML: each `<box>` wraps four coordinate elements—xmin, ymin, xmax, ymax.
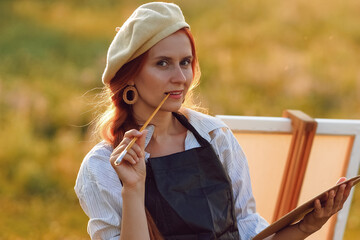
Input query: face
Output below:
<box><xmin>132</xmin><ymin>31</ymin><xmax>193</xmax><ymax>116</ymax></box>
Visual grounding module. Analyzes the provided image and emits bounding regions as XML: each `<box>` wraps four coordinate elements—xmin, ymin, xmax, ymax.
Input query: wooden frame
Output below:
<box><xmin>274</xmin><ymin>110</ymin><xmax>317</xmax><ymax>221</ymax></box>
<box><xmin>310</xmin><ymin>118</ymin><xmax>360</xmax><ymax>240</ymax></box>
<box><xmin>216</xmin><ymin>111</ymin><xmax>360</xmax><ymax>240</ymax></box>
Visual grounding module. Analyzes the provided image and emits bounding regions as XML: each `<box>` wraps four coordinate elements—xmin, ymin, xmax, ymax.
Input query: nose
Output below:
<box><xmin>170</xmin><ymin>65</ymin><xmax>188</xmax><ymax>84</ymax></box>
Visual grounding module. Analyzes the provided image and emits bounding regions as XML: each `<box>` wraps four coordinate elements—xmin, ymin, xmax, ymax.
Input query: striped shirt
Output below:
<box><xmin>74</xmin><ymin>108</ymin><xmax>269</xmax><ymax>239</ymax></box>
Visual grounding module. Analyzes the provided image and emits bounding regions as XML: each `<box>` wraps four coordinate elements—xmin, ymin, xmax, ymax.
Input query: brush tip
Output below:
<box><xmin>114</xmin><ymin>149</ymin><xmax>127</xmax><ymax>166</ymax></box>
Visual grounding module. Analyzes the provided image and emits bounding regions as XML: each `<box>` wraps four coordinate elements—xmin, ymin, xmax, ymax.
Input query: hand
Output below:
<box><xmin>298</xmin><ymin>177</ymin><xmax>353</xmax><ymax>234</ymax></box>
<box><xmin>110</xmin><ymin>129</ymin><xmax>148</xmax><ymax>190</ymax></box>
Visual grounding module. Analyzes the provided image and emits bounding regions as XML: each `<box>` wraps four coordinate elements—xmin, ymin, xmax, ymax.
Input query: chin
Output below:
<box><xmin>163</xmin><ymin>103</ymin><xmax>182</xmax><ymax>113</ymax></box>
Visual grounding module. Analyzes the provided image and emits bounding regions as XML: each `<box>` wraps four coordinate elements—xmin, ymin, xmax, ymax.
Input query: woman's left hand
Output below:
<box><xmin>298</xmin><ymin>177</ymin><xmax>353</xmax><ymax>234</ymax></box>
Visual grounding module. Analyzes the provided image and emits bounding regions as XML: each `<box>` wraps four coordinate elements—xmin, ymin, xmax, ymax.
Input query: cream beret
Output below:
<box><xmin>102</xmin><ymin>2</ymin><xmax>190</xmax><ymax>85</ymax></box>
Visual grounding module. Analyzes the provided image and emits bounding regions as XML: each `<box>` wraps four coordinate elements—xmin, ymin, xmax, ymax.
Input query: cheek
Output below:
<box><xmin>183</xmin><ymin>66</ymin><xmax>193</xmax><ymax>79</ymax></box>
<box><xmin>185</xmin><ymin>71</ymin><xmax>194</xmax><ymax>87</ymax></box>
<box><xmin>134</xmin><ymin>70</ymin><xmax>156</xmax><ymax>88</ymax></box>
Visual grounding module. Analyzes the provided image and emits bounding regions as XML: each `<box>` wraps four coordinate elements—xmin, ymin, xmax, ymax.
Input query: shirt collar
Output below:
<box><xmin>144</xmin><ymin>108</ymin><xmax>227</xmax><ymax>148</ymax></box>
<box><xmin>182</xmin><ymin>108</ymin><xmax>227</xmax><ymax>142</ymax></box>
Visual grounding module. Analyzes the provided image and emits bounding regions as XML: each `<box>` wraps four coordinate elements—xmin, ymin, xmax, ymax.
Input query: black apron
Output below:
<box><xmin>145</xmin><ymin>112</ymin><xmax>240</xmax><ymax>240</ymax></box>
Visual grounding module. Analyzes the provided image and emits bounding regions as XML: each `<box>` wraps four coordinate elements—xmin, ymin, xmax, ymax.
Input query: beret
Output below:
<box><xmin>102</xmin><ymin>2</ymin><xmax>190</xmax><ymax>85</ymax></box>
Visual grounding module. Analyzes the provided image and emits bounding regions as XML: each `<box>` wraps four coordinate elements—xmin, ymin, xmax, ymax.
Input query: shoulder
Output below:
<box><xmin>75</xmin><ymin>141</ymin><xmax>121</xmax><ymax>194</ymax></box>
<box><xmin>79</xmin><ymin>141</ymin><xmax>113</xmax><ymax>177</ymax></box>
<box><xmin>86</xmin><ymin>140</ymin><xmax>113</xmax><ymax>160</ymax></box>
<box><xmin>74</xmin><ymin>142</ymin><xmax>123</xmax><ymax>239</ymax></box>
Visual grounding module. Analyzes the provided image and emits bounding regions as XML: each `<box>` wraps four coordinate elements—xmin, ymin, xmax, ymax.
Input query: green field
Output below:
<box><xmin>1</xmin><ymin>0</ymin><xmax>359</xmax><ymax>239</ymax></box>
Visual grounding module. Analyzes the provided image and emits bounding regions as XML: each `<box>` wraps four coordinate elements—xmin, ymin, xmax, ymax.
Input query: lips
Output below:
<box><xmin>165</xmin><ymin>90</ymin><xmax>183</xmax><ymax>95</ymax></box>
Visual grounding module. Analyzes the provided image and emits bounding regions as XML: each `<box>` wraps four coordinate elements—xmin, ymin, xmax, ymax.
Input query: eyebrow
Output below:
<box><xmin>154</xmin><ymin>56</ymin><xmax>171</xmax><ymax>60</ymax></box>
<box><xmin>153</xmin><ymin>55</ymin><xmax>193</xmax><ymax>60</ymax></box>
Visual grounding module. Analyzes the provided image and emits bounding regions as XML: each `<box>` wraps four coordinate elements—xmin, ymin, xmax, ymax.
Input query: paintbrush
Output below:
<box><xmin>114</xmin><ymin>93</ymin><xmax>170</xmax><ymax>165</ymax></box>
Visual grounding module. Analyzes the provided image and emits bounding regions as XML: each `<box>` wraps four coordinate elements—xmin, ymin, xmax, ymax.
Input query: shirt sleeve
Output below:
<box><xmin>209</xmin><ymin>127</ymin><xmax>269</xmax><ymax>239</ymax></box>
<box><xmin>74</xmin><ymin>143</ymin><xmax>123</xmax><ymax>240</ymax></box>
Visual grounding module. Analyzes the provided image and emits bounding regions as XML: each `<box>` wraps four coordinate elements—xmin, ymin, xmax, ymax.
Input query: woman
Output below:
<box><xmin>75</xmin><ymin>2</ymin><xmax>352</xmax><ymax>240</ymax></box>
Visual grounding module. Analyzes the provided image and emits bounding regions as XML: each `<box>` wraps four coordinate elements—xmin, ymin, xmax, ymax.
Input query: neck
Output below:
<box><xmin>133</xmin><ymin>109</ymin><xmax>179</xmax><ymax>137</ymax></box>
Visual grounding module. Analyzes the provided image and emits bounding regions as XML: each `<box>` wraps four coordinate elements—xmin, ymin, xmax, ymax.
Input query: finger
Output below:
<box><xmin>111</xmin><ymin>138</ymin><xmax>131</xmax><ymax>159</ymax></box>
<box><xmin>324</xmin><ymin>190</ymin><xmax>335</xmax><ymax>213</ymax></box>
<box><xmin>113</xmin><ymin>138</ymin><xmax>131</xmax><ymax>155</ymax></box>
<box><xmin>334</xmin><ymin>184</ymin><xmax>346</xmax><ymax>209</ymax></box>
<box><xmin>120</xmin><ymin>136</ymin><xmax>132</xmax><ymax>145</ymax></box>
<box><xmin>126</xmin><ymin>148</ymin><xmax>139</xmax><ymax>163</ymax></box>
<box><xmin>123</xmin><ymin>129</ymin><xmax>142</xmax><ymax>139</ymax></box>
<box><xmin>112</xmin><ymin>129</ymin><xmax>142</xmax><ymax>155</ymax></box>
<box><xmin>319</xmin><ymin>192</ymin><xmax>329</xmax><ymax>204</ymax></box>
<box><xmin>343</xmin><ymin>182</ymin><xmax>353</xmax><ymax>201</ymax></box>
<box><xmin>110</xmin><ymin>147</ymin><xmax>125</xmax><ymax>164</ymax></box>
<box><xmin>314</xmin><ymin>199</ymin><xmax>322</xmax><ymax>217</ymax></box>
<box><xmin>122</xmin><ymin>152</ymin><xmax>137</xmax><ymax>165</ymax></box>
<box><xmin>120</xmin><ymin>130</ymin><xmax>142</xmax><ymax>151</ymax></box>
<box><xmin>130</xmin><ymin>142</ymin><xmax>144</xmax><ymax>159</ymax></box>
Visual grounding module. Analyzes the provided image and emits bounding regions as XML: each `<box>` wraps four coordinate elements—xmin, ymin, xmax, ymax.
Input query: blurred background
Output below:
<box><xmin>0</xmin><ymin>0</ymin><xmax>359</xmax><ymax>239</ymax></box>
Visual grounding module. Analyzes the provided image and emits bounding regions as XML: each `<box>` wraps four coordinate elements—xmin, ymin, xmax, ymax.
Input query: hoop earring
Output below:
<box><xmin>122</xmin><ymin>85</ymin><xmax>138</xmax><ymax>105</ymax></box>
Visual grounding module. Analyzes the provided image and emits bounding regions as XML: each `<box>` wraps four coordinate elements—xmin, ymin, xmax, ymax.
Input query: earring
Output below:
<box><xmin>122</xmin><ymin>85</ymin><xmax>138</xmax><ymax>105</ymax></box>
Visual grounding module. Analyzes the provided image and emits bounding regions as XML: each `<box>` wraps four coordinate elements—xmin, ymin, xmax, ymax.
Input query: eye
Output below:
<box><xmin>181</xmin><ymin>57</ymin><xmax>192</xmax><ymax>67</ymax></box>
<box><xmin>157</xmin><ymin>60</ymin><xmax>168</xmax><ymax>67</ymax></box>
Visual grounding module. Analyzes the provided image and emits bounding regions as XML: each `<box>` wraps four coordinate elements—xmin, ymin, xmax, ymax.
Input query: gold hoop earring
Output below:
<box><xmin>122</xmin><ymin>85</ymin><xmax>138</xmax><ymax>105</ymax></box>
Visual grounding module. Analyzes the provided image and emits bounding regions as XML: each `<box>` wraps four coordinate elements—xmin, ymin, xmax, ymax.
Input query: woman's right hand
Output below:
<box><xmin>110</xmin><ymin>129</ymin><xmax>148</xmax><ymax>191</ymax></box>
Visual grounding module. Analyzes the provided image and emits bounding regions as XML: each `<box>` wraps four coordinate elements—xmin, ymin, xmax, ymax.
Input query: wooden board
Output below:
<box><xmin>253</xmin><ymin>175</ymin><xmax>360</xmax><ymax>240</ymax></box>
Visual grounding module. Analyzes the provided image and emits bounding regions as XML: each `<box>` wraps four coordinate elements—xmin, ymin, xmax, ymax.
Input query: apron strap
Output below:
<box><xmin>172</xmin><ymin>112</ymin><xmax>210</xmax><ymax>148</ymax></box>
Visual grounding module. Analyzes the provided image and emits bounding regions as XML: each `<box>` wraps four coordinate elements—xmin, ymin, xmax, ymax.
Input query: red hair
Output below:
<box><xmin>95</xmin><ymin>28</ymin><xmax>200</xmax><ymax>239</ymax></box>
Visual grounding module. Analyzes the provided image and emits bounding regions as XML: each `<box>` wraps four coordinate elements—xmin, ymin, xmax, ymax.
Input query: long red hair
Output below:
<box><xmin>95</xmin><ymin>28</ymin><xmax>200</xmax><ymax>239</ymax></box>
